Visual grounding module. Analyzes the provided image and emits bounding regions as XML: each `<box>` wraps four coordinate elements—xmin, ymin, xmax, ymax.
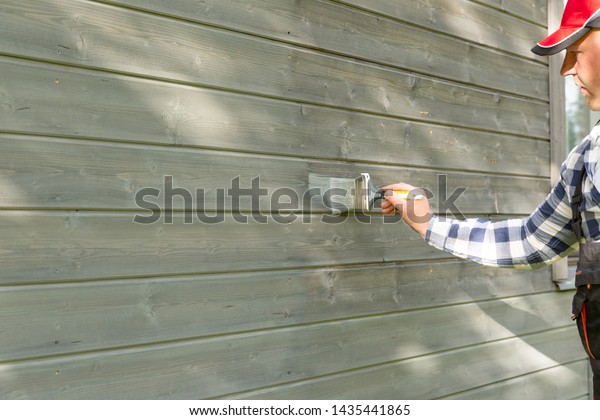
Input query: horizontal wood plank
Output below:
<box><xmin>0</xmin><ymin>262</ymin><xmax>554</xmax><ymax>360</ymax></box>
<box><xmin>478</xmin><ymin>0</ymin><xmax>547</xmax><ymax>24</ymax></box>
<box><xmin>61</xmin><ymin>0</ymin><xmax>550</xmax><ymax>98</ymax></box>
<box><xmin>0</xmin><ymin>58</ymin><xmax>552</xmax><ymax>173</ymax></box>
<box><xmin>0</xmin><ymin>135</ymin><xmax>549</xmax><ymax>213</ymax></box>
<box><xmin>0</xmin><ymin>210</ymin><xmax>438</xmax><ymax>283</ymax></box>
<box><xmin>0</xmin><ymin>296</ymin><xmax>576</xmax><ymax>399</ymax></box>
<box><xmin>99</xmin><ymin>0</ymin><xmax>548</xmax><ymax>41</ymax></box>
<box><xmin>0</xmin><ymin>46</ymin><xmax>550</xmax><ymax>140</ymax></box>
<box><xmin>232</xmin><ymin>327</ymin><xmax>585</xmax><ymax>399</ymax></box>
<box><xmin>446</xmin><ymin>361</ymin><xmax>589</xmax><ymax>399</ymax></box>
<box><xmin>337</xmin><ymin>0</ymin><xmax>547</xmax><ymax>59</ymax></box>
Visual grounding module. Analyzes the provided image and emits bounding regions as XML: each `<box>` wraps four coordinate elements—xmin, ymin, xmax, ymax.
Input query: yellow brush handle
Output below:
<box><xmin>390</xmin><ymin>189</ymin><xmax>423</xmax><ymax>200</ymax></box>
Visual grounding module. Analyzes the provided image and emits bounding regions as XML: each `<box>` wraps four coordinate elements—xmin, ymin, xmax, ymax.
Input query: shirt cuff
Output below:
<box><xmin>424</xmin><ymin>215</ymin><xmax>452</xmax><ymax>250</ymax></box>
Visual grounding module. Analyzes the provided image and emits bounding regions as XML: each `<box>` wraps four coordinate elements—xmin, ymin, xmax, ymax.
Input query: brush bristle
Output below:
<box><xmin>353</xmin><ymin>173</ymin><xmax>372</xmax><ymax>210</ymax></box>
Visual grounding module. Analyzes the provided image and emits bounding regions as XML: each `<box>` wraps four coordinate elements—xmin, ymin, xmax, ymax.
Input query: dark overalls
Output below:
<box><xmin>571</xmin><ymin>168</ymin><xmax>600</xmax><ymax>399</ymax></box>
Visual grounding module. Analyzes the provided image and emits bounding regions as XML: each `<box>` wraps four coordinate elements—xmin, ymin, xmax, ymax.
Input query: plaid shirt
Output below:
<box><xmin>425</xmin><ymin>125</ymin><xmax>600</xmax><ymax>269</ymax></box>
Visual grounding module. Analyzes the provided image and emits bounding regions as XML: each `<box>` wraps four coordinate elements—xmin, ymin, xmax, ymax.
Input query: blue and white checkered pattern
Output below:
<box><xmin>425</xmin><ymin>125</ymin><xmax>600</xmax><ymax>268</ymax></box>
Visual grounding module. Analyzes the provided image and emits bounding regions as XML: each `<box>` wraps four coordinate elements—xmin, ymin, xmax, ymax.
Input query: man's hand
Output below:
<box><xmin>380</xmin><ymin>183</ymin><xmax>432</xmax><ymax>238</ymax></box>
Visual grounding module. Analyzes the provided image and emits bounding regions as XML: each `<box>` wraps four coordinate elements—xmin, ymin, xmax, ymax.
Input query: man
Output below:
<box><xmin>381</xmin><ymin>0</ymin><xmax>600</xmax><ymax>399</ymax></box>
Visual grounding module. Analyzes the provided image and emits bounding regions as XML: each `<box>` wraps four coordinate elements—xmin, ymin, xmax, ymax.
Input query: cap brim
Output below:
<box><xmin>532</xmin><ymin>26</ymin><xmax>589</xmax><ymax>55</ymax></box>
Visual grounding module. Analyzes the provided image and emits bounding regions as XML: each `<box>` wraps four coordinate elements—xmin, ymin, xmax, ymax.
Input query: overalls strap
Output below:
<box><xmin>571</xmin><ymin>168</ymin><xmax>586</xmax><ymax>244</ymax></box>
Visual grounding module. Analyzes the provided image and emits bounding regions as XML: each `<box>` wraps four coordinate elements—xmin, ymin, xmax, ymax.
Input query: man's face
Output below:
<box><xmin>562</xmin><ymin>29</ymin><xmax>600</xmax><ymax>110</ymax></box>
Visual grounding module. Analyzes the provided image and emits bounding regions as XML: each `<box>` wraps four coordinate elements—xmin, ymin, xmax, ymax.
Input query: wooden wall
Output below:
<box><xmin>0</xmin><ymin>0</ymin><xmax>588</xmax><ymax>399</ymax></box>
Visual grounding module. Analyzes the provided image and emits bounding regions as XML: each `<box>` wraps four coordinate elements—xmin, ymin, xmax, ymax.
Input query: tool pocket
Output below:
<box><xmin>572</xmin><ymin>286</ymin><xmax>600</xmax><ymax>360</ymax></box>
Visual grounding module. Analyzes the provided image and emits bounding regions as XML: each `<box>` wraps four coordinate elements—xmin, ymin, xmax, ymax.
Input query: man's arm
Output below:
<box><xmin>381</xmin><ymin>180</ymin><xmax>579</xmax><ymax>269</ymax></box>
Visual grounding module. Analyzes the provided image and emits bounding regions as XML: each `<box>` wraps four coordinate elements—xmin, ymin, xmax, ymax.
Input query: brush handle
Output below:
<box><xmin>383</xmin><ymin>189</ymin><xmax>424</xmax><ymax>201</ymax></box>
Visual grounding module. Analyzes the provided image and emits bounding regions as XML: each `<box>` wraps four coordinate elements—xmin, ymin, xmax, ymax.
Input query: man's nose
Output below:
<box><xmin>561</xmin><ymin>53</ymin><xmax>576</xmax><ymax>76</ymax></box>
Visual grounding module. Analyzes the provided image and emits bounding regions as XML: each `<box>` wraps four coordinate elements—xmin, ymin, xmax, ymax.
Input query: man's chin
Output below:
<box><xmin>586</xmin><ymin>97</ymin><xmax>600</xmax><ymax>111</ymax></box>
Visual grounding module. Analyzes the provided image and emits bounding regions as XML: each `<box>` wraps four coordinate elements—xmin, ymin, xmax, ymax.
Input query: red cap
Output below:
<box><xmin>532</xmin><ymin>0</ymin><xmax>600</xmax><ymax>55</ymax></box>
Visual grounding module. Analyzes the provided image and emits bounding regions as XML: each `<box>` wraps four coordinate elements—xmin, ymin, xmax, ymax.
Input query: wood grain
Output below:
<box><xmin>76</xmin><ymin>0</ymin><xmax>549</xmax><ymax>98</ymax></box>
<box><xmin>0</xmin><ymin>0</ymin><xmax>573</xmax><ymax>401</ymax></box>
<box><xmin>0</xmin><ymin>134</ymin><xmax>549</xmax><ymax>212</ymax></box>
<box><xmin>0</xmin><ymin>54</ymin><xmax>550</xmax><ymax>141</ymax></box>
<box><xmin>0</xmin><ymin>297</ymin><xmax>577</xmax><ymax>399</ymax></box>
<box><xmin>0</xmin><ymin>262</ymin><xmax>554</xmax><ymax>361</ymax></box>
<box><xmin>337</xmin><ymin>0</ymin><xmax>548</xmax><ymax>59</ymax></box>
<box><xmin>231</xmin><ymin>327</ymin><xmax>584</xmax><ymax>399</ymax></box>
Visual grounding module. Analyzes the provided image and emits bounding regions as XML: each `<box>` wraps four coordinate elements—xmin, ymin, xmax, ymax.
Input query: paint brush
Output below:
<box><xmin>354</xmin><ymin>173</ymin><xmax>416</xmax><ymax>211</ymax></box>
<box><xmin>308</xmin><ymin>172</ymin><xmax>419</xmax><ymax>212</ymax></box>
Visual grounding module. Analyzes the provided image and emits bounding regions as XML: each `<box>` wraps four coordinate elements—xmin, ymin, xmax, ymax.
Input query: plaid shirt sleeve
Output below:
<box><xmin>423</xmin><ymin>132</ymin><xmax>600</xmax><ymax>269</ymax></box>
